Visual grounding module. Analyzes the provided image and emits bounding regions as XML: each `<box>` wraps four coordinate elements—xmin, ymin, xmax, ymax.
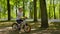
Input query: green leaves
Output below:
<box><xmin>0</xmin><ymin>0</ymin><xmax>60</xmax><ymax>20</ymax></box>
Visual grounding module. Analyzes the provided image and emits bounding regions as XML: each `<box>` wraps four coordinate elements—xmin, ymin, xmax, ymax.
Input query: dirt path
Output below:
<box><xmin>0</xmin><ymin>27</ymin><xmax>60</xmax><ymax>34</ymax></box>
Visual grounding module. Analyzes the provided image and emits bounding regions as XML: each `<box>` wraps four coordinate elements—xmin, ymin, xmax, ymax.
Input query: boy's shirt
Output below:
<box><xmin>16</xmin><ymin>12</ymin><xmax>23</xmax><ymax>20</ymax></box>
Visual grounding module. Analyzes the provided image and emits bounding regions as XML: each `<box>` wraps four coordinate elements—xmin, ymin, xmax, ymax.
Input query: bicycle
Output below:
<box><xmin>12</xmin><ymin>18</ymin><xmax>31</xmax><ymax>33</ymax></box>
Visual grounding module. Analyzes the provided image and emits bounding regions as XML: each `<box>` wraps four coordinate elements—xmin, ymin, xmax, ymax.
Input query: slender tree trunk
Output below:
<box><xmin>7</xmin><ymin>0</ymin><xmax>10</xmax><ymax>21</ymax></box>
<box><xmin>0</xmin><ymin>12</ymin><xmax>1</xmax><ymax>18</ymax></box>
<box><xmin>33</xmin><ymin>0</ymin><xmax>37</xmax><ymax>22</ymax></box>
<box><xmin>39</xmin><ymin>0</ymin><xmax>41</xmax><ymax>19</ymax></box>
<box><xmin>29</xmin><ymin>2</ymin><xmax>33</xmax><ymax>18</ymax></box>
<box><xmin>40</xmin><ymin>0</ymin><xmax>48</xmax><ymax>28</ymax></box>
<box><xmin>3</xmin><ymin>7</ymin><xmax>6</xmax><ymax>18</ymax></box>
<box><xmin>30</xmin><ymin>9</ymin><xmax>32</xmax><ymax>18</ymax></box>
<box><xmin>23</xmin><ymin>0</ymin><xmax>25</xmax><ymax>17</ymax></box>
<box><xmin>39</xmin><ymin>1</ymin><xmax>41</xmax><ymax>19</ymax></box>
<box><xmin>39</xmin><ymin>9</ymin><xmax>41</xmax><ymax>19</ymax></box>
<box><xmin>53</xmin><ymin>0</ymin><xmax>56</xmax><ymax>19</ymax></box>
<box><xmin>0</xmin><ymin>3</ymin><xmax>1</xmax><ymax>19</ymax></box>
<box><xmin>16</xmin><ymin>2</ymin><xmax>17</xmax><ymax>17</ymax></box>
<box><xmin>49</xmin><ymin>0</ymin><xmax>52</xmax><ymax>19</ymax></box>
<box><xmin>0</xmin><ymin>11</ymin><xmax>1</xmax><ymax>19</ymax></box>
<box><xmin>59</xmin><ymin>4</ymin><xmax>60</xmax><ymax>19</ymax></box>
<box><xmin>54</xmin><ymin>6</ymin><xmax>56</xmax><ymax>19</ymax></box>
<box><xmin>3</xmin><ymin>0</ymin><xmax>6</xmax><ymax>18</ymax></box>
<box><xmin>49</xmin><ymin>6</ymin><xmax>50</xmax><ymax>19</ymax></box>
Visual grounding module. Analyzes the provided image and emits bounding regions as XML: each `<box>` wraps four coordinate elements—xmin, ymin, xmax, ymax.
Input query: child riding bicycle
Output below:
<box><xmin>16</xmin><ymin>7</ymin><xmax>27</xmax><ymax>30</ymax></box>
<box><xmin>12</xmin><ymin>7</ymin><xmax>31</xmax><ymax>32</ymax></box>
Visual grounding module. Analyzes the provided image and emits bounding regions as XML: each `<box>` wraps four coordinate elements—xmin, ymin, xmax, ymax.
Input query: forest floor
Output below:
<box><xmin>0</xmin><ymin>20</ymin><xmax>60</xmax><ymax>34</ymax></box>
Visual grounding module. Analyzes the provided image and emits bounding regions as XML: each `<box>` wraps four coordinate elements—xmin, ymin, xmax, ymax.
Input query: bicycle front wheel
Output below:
<box><xmin>23</xmin><ymin>24</ymin><xmax>31</xmax><ymax>32</ymax></box>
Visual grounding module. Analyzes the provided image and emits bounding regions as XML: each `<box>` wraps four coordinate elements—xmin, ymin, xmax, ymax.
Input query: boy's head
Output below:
<box><xmin>18</xmin><ymin>8</ymin><xmax>23</xmax><ymax>12</ymax></box>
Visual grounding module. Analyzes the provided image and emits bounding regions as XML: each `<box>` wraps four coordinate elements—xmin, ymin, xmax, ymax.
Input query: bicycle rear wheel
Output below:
<box><xmin>12</xmin><ymin>23</ymin><xmax>18</xmax><ymax>31</ymax></box>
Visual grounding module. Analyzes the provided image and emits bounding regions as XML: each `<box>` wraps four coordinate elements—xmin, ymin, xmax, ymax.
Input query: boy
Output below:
<box><xmin>16</xmin><ymin>8</ymin><xmax>27</xmax><ymax>30</ymax></box>
<box><xmin>16</xmin><ymin>8</ymin><xmax>23</xmax><ymax>24</ymax></box>
<box><xmin>16</xmin><ymin>8</ymin><xmax>23</xmax><ymax>30</ymax></box>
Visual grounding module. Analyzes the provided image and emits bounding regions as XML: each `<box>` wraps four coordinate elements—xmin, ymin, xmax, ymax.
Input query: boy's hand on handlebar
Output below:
<box><xmin>24</xmin><ymin>17</ymin><xmax>28</xmax><ymax>19</ymax></box>
<box><xmin>21</xmin><ymin>17</ymin><xmax>28</xmax><ymax>20</ymax></box>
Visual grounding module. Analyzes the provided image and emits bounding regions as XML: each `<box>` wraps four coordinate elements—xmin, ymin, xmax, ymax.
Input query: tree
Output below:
<box><xmin>29</xmin><ymin>1</ymin><xmax>33</xmax><ymax>18</ymax></box>
<box><xmin>37</xmin><ymin>0</ymin><xmax>41</xmax><ymax>19</ymax></box>
<box><xmin>33</xmin><ymin>0</ymin><xmax>37</xmax><ymax>22</ymax></box>
<box><xmin>59</xmin><ymin>5</ymin><xmax>60</xmax><ymax>18</ymax></box>
<box><xmin>23</xmin><ymin>0</ymin><xmax>25</xmax><ymax>17</ymax></box>
<box><xmin>59</xmin><ymin>1</ymin><xmax>60</xmax><ymax>18</ymax></box>
<box><xmin>7</xmin><ymin>0</ymin><xmax>11</xmax><ymax>21</ymax></box>
<box><xmin>40</xmin><ymin>0</ymin><xmax>49</xmax><ymax>28</ymax></box>
<box><xmin>16</xmin><ymin>0</ymin><xmax>18</xmax><ymax>16</ymax></box>
<box><xmin>53</xmin><ymin>0</ymin><xmax>56</xmax><ymax>19</ymax></box>
<box><xmin>49</xmin><ymin>0</ymin><xmax>52</xmax><ymax>19</ymax></box>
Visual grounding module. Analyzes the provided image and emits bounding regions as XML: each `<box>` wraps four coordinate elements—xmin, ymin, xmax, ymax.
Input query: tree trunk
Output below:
<box><xmin>54</xmin><ymin>6</ymin><xmax>56</xmax><ymax>19</ymax></box>
<box><xmin>59</xmin><ymin>4</ymin><xmax>60</xmax><ymax>19</ymax></box>
<box><xmin>29</xmin><ymin>2</ymin><xmax>33</xmax><ymax>18</ymax></box>
<box><xmin>49</xmin><ymin>6</ymin><xmax>50</xmax><ymax>19</ymax></box>
<box><xmin>33</xmin><ymin>0</ymin><xmax>37</xmax><ymax>22</ymax></box>
<box><xmin>16</xmin><ymin>1</ymin><xmax>17</xmax><ymax>17</ymax></box>
<box><xmin>53</xmin><ymin>0</ymin><xmax>56</xmax><ymax>19</ymax></box>
<box><xmin>0</xmin><ymin>11</ymin><xmax>1</xmax><ymax>19</ymax></box>
<box><xmin>39</xmin><ymin>9</ymin><xmax>41</xmax><ymax>19</ymax></box>
<box><xmin>7</xmin><ymin>0</ymin><xmax>10</xmax><ymax>21</ymax></box>
<box><xmin>23</xmin><ymin>0</ymin><xmax>25</xmax><ymax>17</ymax></box>
<box><xmin>30</xmin><ymin>10</ymin><xmax>32</xmax><ymax>18</ymax></box>
<box><xmin>39</xmin><ymin>0</ymin><xmax>41</xmax><ymax>19</ymax></box>
<box><xmin>49</xmin><ymin>0</ymin><xmax>52</xmax><ymax>19</ymax></box>
<box><xmin>40</xmin><ymin>0</ymin><xmax>48</xmax><ymax>28</ymax></box>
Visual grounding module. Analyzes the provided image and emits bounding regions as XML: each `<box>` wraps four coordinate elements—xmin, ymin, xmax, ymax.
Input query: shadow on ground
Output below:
<box><xmin>8</xmin><ymin>27</ymin><xmax>60</xmax><ymax>34</ymax></box>
<box><xmin>0</xmin><ymin>22</ymin><xmax>60</xmax><ymax>34</ymax></box>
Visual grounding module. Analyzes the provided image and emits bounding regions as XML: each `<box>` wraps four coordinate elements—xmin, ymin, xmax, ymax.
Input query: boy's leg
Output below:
<box><xmin>16</xmin><ymin>19</ymin><xmax>23</xmax><ymax>30</ymax></box>
<box><xmin>16</xmin><ymin>20</ymin><xmax>21</xmax><ymax>30</ymax></box>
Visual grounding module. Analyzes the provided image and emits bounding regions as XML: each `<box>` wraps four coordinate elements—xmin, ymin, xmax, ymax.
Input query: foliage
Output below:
<box><xmin>0</xmin><ymin>0</ymin><xmax>60</xmax><ymax>21</ymax></box>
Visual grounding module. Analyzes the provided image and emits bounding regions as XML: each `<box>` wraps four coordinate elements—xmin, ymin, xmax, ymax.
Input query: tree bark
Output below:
<box><xmin>7</xmin><ymin>0</ymin><xmax>10</xmax><ymax>21</ymax></box>
<box><xmin>29</xmin><ymin>2</ymin><xmax>33</xmax><ymax>18</ymax></box>
<box><xmin>16</xmin><ymin>1</ymin><xmax>17</xmax><ymax>17</ymax></box>
<box><xmin>33</xmin><ymin>0</ymin><xmax>37</xmax><ymax>22</ymax></box>
<box><xmin>49</xmin><ymin>0</ymin><xmax>52</xmax><ymax>19</ymax></box>
<box><xmin>23</xmin><ymin>0</ymin><xmax>25</xmax><ymax>17</ymax></box>
<box><xmin>39</xmin><ymin>9</ymin><xmax>41</xmax><ymax>19</ymax></box>
<box><xmin>53</xmin><ymin>0</ymin><xmax>56</xmax><ymax>19</ymax></box>
<box><xmin>40</xmin><ymin>0</ymin><xmax>48</xmax><ymax>28</ymax></box>
<box><xmin>59</xmin><ymin>4</ymin><xmax>60</xmax><ymax>19</ymax></box>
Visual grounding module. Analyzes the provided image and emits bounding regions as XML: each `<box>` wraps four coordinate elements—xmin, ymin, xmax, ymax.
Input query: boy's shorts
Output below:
<box><xmin>16</xmin><ymin>19</ymin><xmax>23</xmax><ymax>24</ymax></box>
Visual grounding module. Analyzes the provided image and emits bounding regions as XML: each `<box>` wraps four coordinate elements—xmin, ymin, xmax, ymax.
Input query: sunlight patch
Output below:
<box><xmin>32</xmin><ymin>33</ymin><xmax>37</xmax><ymax>34</ymax></box>
<box><xmin>31</xmin><ymin>29</ymin><xmax>36</xmax><ymax>30</ymax></box>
